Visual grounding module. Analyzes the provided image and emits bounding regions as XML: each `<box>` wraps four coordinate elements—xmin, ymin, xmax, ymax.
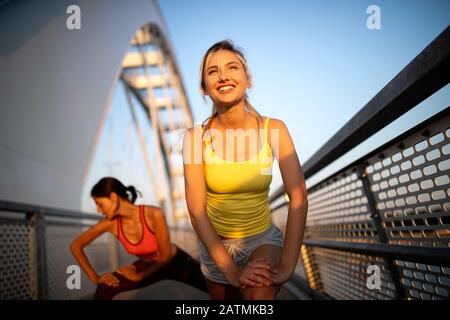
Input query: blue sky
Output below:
<box><xmin>157</xmin><ymin>0</ymin><xmax>450</xmax><ymax>186</ymax></box>
<box><xmin>83</xmin><ymin>0</ymin><xmax>449</xmax><ymax>212</ymax></box>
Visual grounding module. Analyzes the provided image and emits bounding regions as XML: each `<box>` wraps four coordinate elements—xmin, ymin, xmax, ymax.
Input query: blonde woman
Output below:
<box><xmin>183</xmin><ymin>40</ymin><xmax>308</xmax><ymax>300</ymax></box>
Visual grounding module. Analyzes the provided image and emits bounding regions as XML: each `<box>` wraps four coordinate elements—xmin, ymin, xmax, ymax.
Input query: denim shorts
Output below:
<box><xmin>199</xmin><ymin>223</ymin><xmax>284</xmax><ymax>284</ymax></box>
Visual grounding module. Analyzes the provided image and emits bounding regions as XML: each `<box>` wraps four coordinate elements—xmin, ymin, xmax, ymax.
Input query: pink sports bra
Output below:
<box><xmin>117</xmin><ymin>205</ymin><xmax>159</xmax><ymax>257</ymax></box>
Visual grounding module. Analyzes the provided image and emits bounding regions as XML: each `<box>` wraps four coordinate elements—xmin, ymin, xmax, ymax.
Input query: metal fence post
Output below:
<box><xmin>357</xmin><ymin>164</ymin><xmax>406</xmax><ymax>299</ymax></box>
<box><xmin>29</xmin><ymin>210</ymin><xmax>48</xmax><ymax>299</ymax></box>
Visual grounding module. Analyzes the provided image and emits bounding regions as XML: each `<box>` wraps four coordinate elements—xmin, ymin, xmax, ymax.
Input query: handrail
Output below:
<box><xmin>268</xmin><ymin>26</ymin><xmax>450</xmax><ymax>300</ymax></box>
<box><xmin>271</xmin><ymin>105</ymin><xmax>448</xmax><ymax>202</ymax></box>
<box><xmin>0</xmin><ymin>199</ymin><xmax>104</xmax><ymax>299</ymax></box>
<box><xmin>303</xmin><ymin>240</ymin><xmax>450</xmax><ymax>267</ymax></box>
<box><xmin>271</xmin><ymin>26</ymin><xmax>450</xmax><ymax>201</ymax></box>
<box><xmin>0</xmin><ymin>199</ymin><xmax>200</xmax><ymax>230</ymax></box>
<box><xmin>0</xmin><ymin>199</ymin><xmax>101</xmax><ymax>220</ymax></box>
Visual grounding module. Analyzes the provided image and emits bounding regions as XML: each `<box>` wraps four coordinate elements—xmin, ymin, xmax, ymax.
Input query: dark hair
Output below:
<box><xmin>90</xmin><ymin>177</ymin><xmax>141</xmax><ymax>204</ymax></box>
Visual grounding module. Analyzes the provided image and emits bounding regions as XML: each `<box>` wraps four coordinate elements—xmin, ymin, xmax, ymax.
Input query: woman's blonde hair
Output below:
<box><xmin>199</xmin><ymin>40</ymin><xmax>261</xmax><ymax>135</ymax></box>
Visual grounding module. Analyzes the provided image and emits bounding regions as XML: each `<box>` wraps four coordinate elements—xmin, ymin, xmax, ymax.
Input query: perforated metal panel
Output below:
<box><xmin>272</xmin><ymin>205</ymin><xmax>288</xmax><ymax>232</ymax></box>
<box><xmin>45</xmin><ymin>220</ymin><xmax>118</xmax><ymax>299</ymax></box>
<box><xmin>0</xmin><ymin>209</ymin><xmax>209</xmax><ymax>300</ymax></box>
<box><xmin>272</xmin><ymin>205</ymin><xmax>309</xmax><ymax>283</ymax></box>
<box><xmin>306</xmin><ymin>169</ymin><xmax>378</xmax><ymax>243</ymax></box>
<box><xmin>295</xmin><ymin>110</ymin><xmax>450</xmax><ymax>300</ymax></box>
<box><xmin>395</xmin><ymin>260</ymin><xmax>450</xmax><ymax>299</ymax></box>
<box><xmin>293</xmin><ymin>256</ymin><xmax>307</xmax><ymax>280</ymax></box>
<box><xmin>363</xmin><ymin>114</ymin><xmax>450</xmax><ymax>299</ymax></box>
<box><xmin>0</xmin><ymin>210</ymin><xmax>126</xmax><ymax>300</ymax></box>
<box><xmin>0</xmin><ymin>217</ymin><xmax>37</xmax><ymax>299</ymax></box>
<box><xmin>313</xmin><ymin>247</ymin><xmax>397</xmax><ymax>299</ymax></box>
<box><xmin>366</xmin><ymin>116</ymin><xmax>450</xmax><ymax>248</ymax></box>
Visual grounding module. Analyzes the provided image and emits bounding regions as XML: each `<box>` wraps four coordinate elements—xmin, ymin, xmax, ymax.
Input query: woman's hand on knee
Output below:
<box><xmin>239</xmin><ymin>258</ymin><xmax>277</xmax><ymax>288</ymax></box>
<box><xmin>271</xmin><ymin>264</ymin><xmax>292</xmax><ymax>286</ymax></box>
<box><xmin>97</xmin><ymin>272</ymin><xmax>120</xmax><ymax>287</ymax></box>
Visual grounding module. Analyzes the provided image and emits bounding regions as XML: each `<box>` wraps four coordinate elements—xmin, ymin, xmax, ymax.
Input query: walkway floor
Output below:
<box><xmin>114</xmin><ymin>280</ymin><xmax>309</xmax><ymax>300</ymax></box>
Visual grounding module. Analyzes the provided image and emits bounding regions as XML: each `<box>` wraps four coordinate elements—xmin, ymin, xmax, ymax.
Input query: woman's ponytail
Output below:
<box><xmin>91</xmin><ymin>177</ymin><xmax>142</xmax><ymax>203</ymax></box>
<box><xmin>126</xmin><ymin>186</ymin><xmax>142</xmax><ymax>204</ymax></box>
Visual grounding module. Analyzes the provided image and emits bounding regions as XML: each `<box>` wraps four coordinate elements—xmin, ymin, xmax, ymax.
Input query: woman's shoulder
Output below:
<box><xmin>137</xmin><ymin>205</ymin><xmax>159</xmax><ymax>232</ymax></box>
<box><xmin>183</xmin><ymin>126</ymin><xmax>204</xmax><ymax>145</ymax></box>
<box><xmin>142</xmin><ymin>205</ymin><xmax>165</xmax><ymax>223</ymax></box>
<box><xmin>185</xmin><ymin>125</ymin><xmax>203</xmax><ymax>135</ymax></box>
<box><xmin>264</xmin><ymin>116</ymin><xmax>287</xmax><ymax>130</ymax></box>
<box><xmin>263</xmin><ymin>117</ymin><xmax>289</xmax><ymax>148</ymax></box>
<box><xmin>142</xmin><ymin>205</ymin><xmax>162</xmax><ymax>216</ymax></box>
<box><xmin>88</xmin><ymin>218</ymin><xmax>116</xmax><ymax>237</ymax></box>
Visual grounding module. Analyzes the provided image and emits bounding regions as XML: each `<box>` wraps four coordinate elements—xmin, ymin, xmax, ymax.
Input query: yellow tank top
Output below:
<box><xmin>202</xmin><ymin>118</ymin><xmax>273</xmax><ymax>238</ymax></box>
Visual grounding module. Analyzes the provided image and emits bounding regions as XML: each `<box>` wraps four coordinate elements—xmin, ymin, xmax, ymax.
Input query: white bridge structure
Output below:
<box><xmin>0</xmin><ymin>0</ymin><xmax>193</xmax><ymax>227</ymax></box>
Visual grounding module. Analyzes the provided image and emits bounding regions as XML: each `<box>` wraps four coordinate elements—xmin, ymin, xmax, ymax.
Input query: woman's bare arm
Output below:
<box><xmin>182</xmin><ymin>126</ymin><xmax>242</xmax><ymax>287</ymax></box>
<box><xmin>270</xmin><ymin>118</ymin><xmax>309</xmax><ymax>284</ymax></box>
<box><xmin>70</xmin><ymin>219</ymin><xmax>114</xmax><ymax>285</ymax></box>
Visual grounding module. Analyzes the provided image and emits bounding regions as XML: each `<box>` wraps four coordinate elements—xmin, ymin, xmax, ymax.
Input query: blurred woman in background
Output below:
<box><xmin>70</xmin><ymin>177</ymin><xmax>207</xmax><ymax>300</ymax></box>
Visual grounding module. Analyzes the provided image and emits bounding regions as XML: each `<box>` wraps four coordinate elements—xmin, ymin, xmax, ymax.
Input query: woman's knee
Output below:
<box><xmin>94</xmin><ymin>283</ymin><xmax>117</xmax><ymax>300</ymax></box>
<box><xmin>205</xmin><ymin>279</ymin><xmax>241</xmax><ymax>300</ymax></box>
<box><xmin>242</xmin><ymin>287</ymin><xmax>277</xmax><ymax>300</ymax></box>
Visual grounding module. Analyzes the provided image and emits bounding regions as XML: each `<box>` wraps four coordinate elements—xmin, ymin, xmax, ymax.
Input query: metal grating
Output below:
<box><xmin>272</xmin><ymin>205</ymin><xmax>288</xmax><ymax>232</ymax></box>
<box><xmin>272</xmin><ymin>205</ymin><xmax>309</xmax><ymax>282</ymax></box>
<box><xmin>306</xmin><ymin>169</ymin><xmax>378</xmax><ymax>243</ymax></box>
<box><xmin>0</xmin><ymin>209</ymin><xmax>205</xmax><ymax>300</ymax></box>
<box><xmin>293</xmin><ymin>253</ymin><xmax>307</xmax><ymax>280</ymax></box>
<box><xmin>313</xmin><ymin>247</ymin><xmax>397</xmax><ymax>300</ymax></box>
<box><xmin>395</xmin><ymin>260</ymin><xmax>450</xmax><ymax>300</ymax></box>
<box><xmin>366</xmin><ymin>115</ymin><xmax>450</xmax><ymax>248</ymax></box>
<box><xmin>294</xmin><ymin>111</ymin><xmax>450</xmax><ymax>300</ymax></box>
<box><xmin>0</xmin><ymin>217</ymin><xmax>37</xmax><ymax>299</ymax></box>
<box><xmin>45</xmin><ymin>221</ymin><xmax>117</xmax><ymax>299</ymax></box>
<box><xmin>268</xmin><ymin>28</ymin><xmax>450</xmax><ymax>299</ymax></box>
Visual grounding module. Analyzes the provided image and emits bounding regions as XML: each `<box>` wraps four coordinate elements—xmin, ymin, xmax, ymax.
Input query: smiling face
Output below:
<box><xmin>93</xmin><ymin>194</ymin><xmax>119</xmax><ymax>220</ymax></box>
<box><xmin>202</xmin><ymin>49</ymin><xmax>251</xmax><ymax>109</ymax></box>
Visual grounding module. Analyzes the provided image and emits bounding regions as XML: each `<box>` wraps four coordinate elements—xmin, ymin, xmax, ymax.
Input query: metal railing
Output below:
<box><xmin>270</xmin><ymin>26</ymin><xmax>450</xmax><ymax>300</ymax></box>
<box><xmin>0</xmin><ymin>200</ymin><xmax>204</xmax><ymax>300</ymax></box>
<box><xmin>0</xmin><ymin>200</ymin><xmax>136</xmax><ymax>299</ymax></box>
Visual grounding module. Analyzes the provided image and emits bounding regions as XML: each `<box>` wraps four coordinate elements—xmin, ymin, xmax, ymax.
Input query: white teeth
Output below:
<box><xmin>218</xmin><ymin>86</ymin><xmax>234</xmax><ymax>93</ymax></box>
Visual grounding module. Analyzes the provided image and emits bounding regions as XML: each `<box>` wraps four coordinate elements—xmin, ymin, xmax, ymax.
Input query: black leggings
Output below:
<box><xmin>94</xmin><ymin>247</ymin><xmax>207</xmax><ymax>300</ymax></box>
